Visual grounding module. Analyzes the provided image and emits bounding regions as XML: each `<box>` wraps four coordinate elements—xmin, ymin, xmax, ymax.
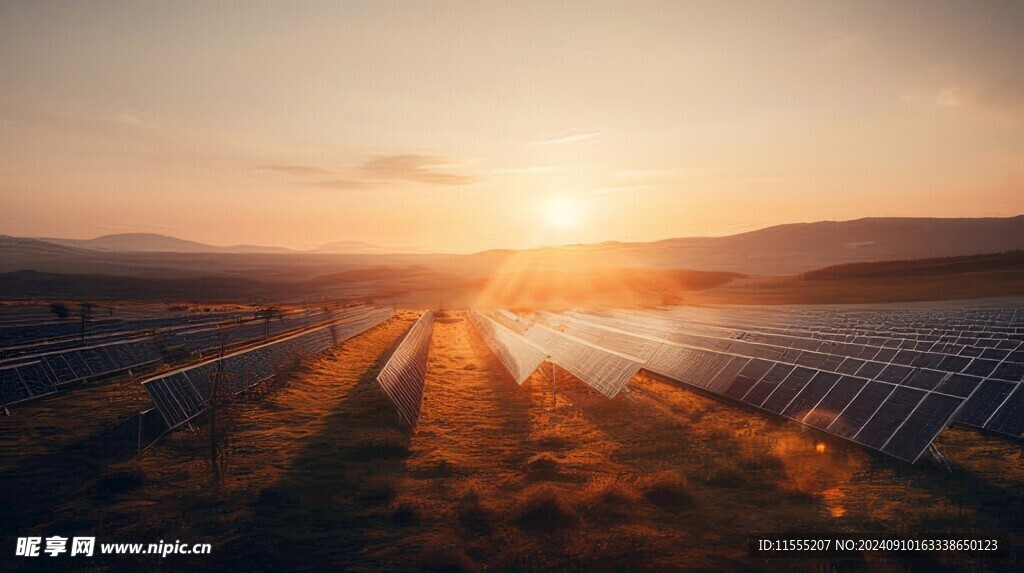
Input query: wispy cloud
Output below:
<box><xmin>489</xmin><ymin>165</ymin><xmax>559</xmax><ymax>176</ymax></box>
<box><xmin>113</xmin><ymin>111</ymin><xmax>161</xmax><ymax>130</ymax></box>
<box><xmin>584</xmin><ymin>168</ymin><xmax>678</xmax><ymax>197</ymax></box>
<box><xmin>306</xmin><ymin>179</ymin><xmax>375</xmax><ymax>191</ymax></box>
<box><xmin>358</xmin><ymin>154</ymin><xmax>478</xmax><ymax>185</ymax></box>
<box><xmin>536</xmin><ymin>130</ymin><xmax>602</xmax><ymax>146</ymax></box>
<box><xmin>257</xmin><ymin>154</ymin><xmax>480</xmax><ymax>190</ymax></box>
<box><xmin>255</xmin><ymin>164</ymin><xmax>339</xmax><ymax>176</ymax></box>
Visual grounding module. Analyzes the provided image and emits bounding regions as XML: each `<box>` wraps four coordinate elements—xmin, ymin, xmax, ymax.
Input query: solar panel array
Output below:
<box><xmin>144</xmin><ymin>307</ymin><xmax>394</xmax><ymax>430</ymax></box>
<box><xmin>376</xmin><ymin>310</ymin><xmax>434</xmax><ymax>427</ymax></box>
<box><xmin>0</xmin><ymin>310</ymin><xmax>249</xmax><ymax>358</ymax></box>
<box><xmin>0</xmin><ymin>306</ymin><xmax>382</xmax><ymax>408</ymax></box>
<box><xmin>589</xmin><ymin>306</ymin><xmax>1024</xmax><ymax>442</ymax></box>
<box><xmin>525</xmin><ymin>303</ymin><xmax>1024</xmax><ymax>463</ymax></box>
<box><xmin>0</xmin><ymin>339</ymin><xmax>163</xmax><ymax>407</ymax></box>
<box><xmin>0</xmin><ymin>307</ymin><xmax>356</xmax><ymax>363</ymax></box>
<box><xmin>523</xmin><ymin>322</ymin><xmax>643</xmax><ymax>398</ymax></box>
<box><xmin>155</xmin><ymin>307</ymin><xmax>366</xmax><ymax>358</ymax></box>
<box><xmin>468</xmin><ymin>311</ymin><xmax>548</xmax><ymax>385</ymax></box>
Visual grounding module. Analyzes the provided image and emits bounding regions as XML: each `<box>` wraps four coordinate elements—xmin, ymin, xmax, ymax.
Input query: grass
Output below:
<box><xmin>11</xmin><ymin>311</ymin><xmax>1023</xmax><ymax>572</ymax></box>
<box><xmin>582</xmin><ymin>479</ymin><xmax>640</xmax><ymax>520</ymax></box>
<box><xmin>636</xmin><ymin>471</ymin><xmax>694</xmax><ymax>512</ymax></box>
<box><xmin>511</xmin><ymin>485</ymin><xmax>580</xmax><ymax>531</ymax></box>
<box><xmin>703</xmin><ymin>459</ymin><xmax>747</xmax><ymax>488</ymax></box>
<box><xmin>92</xmin><ymin>469</ymin><xmax>145</xmax><ymax>495</ymax></box>
<box><xmin>349</xmin><ymin>432</ymin><xmax>410</xmax><ymax>461</ymax></box>
<box><xmin>414</xmin><ymin>546</ymin><xmax>479</xmax><ymax>573</ymax></box>
<box><xmin>525</xmin><ymin>451</ymin><xmax>562</xmax><ymax>481</ymax></box>
<box><xmin>457</xmin><ymin>490</ymin><xmax>495</xmax><ymax>535</ymax></box>
<box><xmin>390</xmin><ymin>501</ymin><xmax>420</xmax><ymax>526</ymax></box>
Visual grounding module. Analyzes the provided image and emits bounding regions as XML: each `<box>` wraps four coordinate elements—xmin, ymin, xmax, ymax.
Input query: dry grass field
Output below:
<box><xmin>3</xmin><ymin>311</ymin><xmax>1022</xmax><ymax>572</ymax></box>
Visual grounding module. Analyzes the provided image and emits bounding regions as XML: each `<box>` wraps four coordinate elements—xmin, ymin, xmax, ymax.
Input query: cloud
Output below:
<box><xmin>257</xmin><ymin>154</ymin><xmax>480</xmax><ymax>190</ymax></box>
<box><xmin>114</xmin><ymin>111</ymin><xmax>162</xmax><ymax>130</ymax></box>
<box><xmin>306</xmin><ymin>179</ymin><xmax>375</xmax><ymax>191</ymax></box>
<box><xmin>358</xmin><ymin>154</ymin><xmax>478</xmax><ymax>185</ymax></box>
<box><xmin>255</xmin><ymin>164</ymin><xmax>339</xmax><ymax>176</ymax></box>
<box><xmin>583</xmin><ymin>168</ymin><xmax>679</xmax><ymax>197</ymax></box>
<box><xmin>536</xmin><ymin>130</ymin><xmax>602</xmax><ymax>145</ymax></box>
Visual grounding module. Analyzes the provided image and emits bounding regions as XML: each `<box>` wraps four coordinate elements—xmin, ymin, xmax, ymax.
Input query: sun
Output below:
<box><xmin>542</xmin><ymin>196</ymin><xmax>585</xmax><ymax>230</ymax></box>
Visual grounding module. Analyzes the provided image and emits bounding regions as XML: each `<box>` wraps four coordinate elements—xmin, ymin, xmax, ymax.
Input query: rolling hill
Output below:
<box><xmin>4</xmin><ymin>215</ymin><xmax>1023</xmax><ymax>278</ymax></box>
<box><xmin>531</xmin><ymin>215</ymin><xmax>1024</xmax><ymax>274</ymax></box>
<box><xmin>38</xmin><ymin>233</ymin><xmax>295</xmax><ymax>254</ymax></box>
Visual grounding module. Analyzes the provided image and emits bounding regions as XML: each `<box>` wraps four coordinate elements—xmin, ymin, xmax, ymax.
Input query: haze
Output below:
<box><xmin>1</xmin><ymin>0</ymin><xmax>1023</xmax><ymax>253</ymax></box>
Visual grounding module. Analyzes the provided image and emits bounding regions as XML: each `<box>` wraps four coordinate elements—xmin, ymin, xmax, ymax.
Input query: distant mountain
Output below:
<box><xmin>506</xmin><ymin>215</ymin><xmax>1024</xmax><ymax>275</ymax></box>
<box><xmin>309</xmin><ymin>240</ymin><xmax>416</xmax><ymax>255</ymax></box>
<box><xmin>803</xmin><ymin>250</ymin><xmax>1024</xmax><ymax>280</ymax></box>
<box><xmin>35</xmin><ymin>233</ymin><xmax>409</xmax><ymax>255</ymax></box>
<box><xmin>38</xmin><ymin>233</ymin><xmax>295</xmax><ymax>254</ymax></box>
<box><xmin>6</xmin><ymin>215</ymin><xmax>1024</xmax><ymax>277</ymax></box>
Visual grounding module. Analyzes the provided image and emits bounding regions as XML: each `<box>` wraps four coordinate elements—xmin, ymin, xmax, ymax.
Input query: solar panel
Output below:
<box><xmin>537</xmin><ymin>310</ymin><xmax>975</xmax><ymax>463</ymax></box>
<box><xmin>0</xmin><ymin>336</ymin><xmax>165</xmax><ymax>405</ymax></box>
<box><xmin>0</xmin><ymin>364</ymin><xmax>32</xmax><ymax>405</ymax></box>
<box><xmin>17</xmin><ymin>362</ymin><xmax>58</xmax><ymax>399</ymax></box>
<box><xmin>576</xmin><ymin>307</ymin><xmax>1024</xmax><ymax>444</ymax></box>
<box><xmin>523</xmin><ymin>323</ymin><xmax>642</xmax><ymax>398</ymax></box>
<box><xmin>144</xmin><ymin>307</ymin><xmax>394</xmax><ymax>430</ymax></box>
<box><xmin>376</xmin><ymin>310</ymin><xmax>434</xmax><ymax>427</ymax></box>
<box><xmin>468</xmin><ymin>311</ymin><xmax>547</xmax><ymax>385</ymax></box>
<box><xmin>985</xmin><ymin>385</ymin><xmax>1024</xmax><ymax>437</ymax></box>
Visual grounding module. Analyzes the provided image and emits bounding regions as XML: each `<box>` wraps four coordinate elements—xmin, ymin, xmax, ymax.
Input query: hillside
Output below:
<box><xmin>549</xmin><ymin>216</ymin><xmax>1024</xmax><ymax>274</ymax></box>
<box><xmin>5</xmin><ymin>215</ymin><xmax>1024</xmax><ymax>278</ymax></box>
<box><xmin>39</xmin><ymin>233</ymin><xmax>295</xmax><ymax>254</ymax></box>
<box><xmin>804</xmin><ymin>251</ymin><xmax>1024</xmax><ymax>280</ymax></box>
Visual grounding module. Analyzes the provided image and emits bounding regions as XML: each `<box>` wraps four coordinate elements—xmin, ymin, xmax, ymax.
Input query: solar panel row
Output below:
<box><xmin>741</xmin><ymin>324</ymin><xmax>1024</xmax><ymax>439</ymax></box>
<box><xmin>534</xmin><ymin>311</ymin><xmax>979</xmax><ymax>463</ymax></box>
<box><xmin>573</xmin><ymin>312</ymin><xmax>1017</xmax><ymax>390</ymax></box>
<box><xmin>0</xmin><ymin>310</ymin><xmax>249</xmax><ymax>353</ymax></box>
<box><xmin>0</xmin><ymin>339</ymin><xmax>163</xmax><ymax>407</ymax></box>
<box><xmin>576</xmin><ymin>309</ymin><xmax>1024</xmax><ymax>440</ymax></box>
<box><xmin>376</xmin><ymin>310</ymin><xmax>434</xmax><ymax>427</ymax></box>
<box><xmin>156</xmin><ymin>306</ymin><xmax>367</xmax><ymax>357</ymax></box>
<box><xmin>523</xmin><ymin>322</ymin><xmax>643</xmax><ymax>398</ymax></box>
<box><xmin>1</xmin><ymin>306</ymin><xmax>387</xmax><ymax>409</ymax></box>
<box><xmin>468</xmin><ymin>311</ymin><xmax>547</xmax><ymax>385</ymax></box>
<box><xmin>144</xmin><ymin>307</ymin><xmax>394</xmax><ymax>430</ymax></box>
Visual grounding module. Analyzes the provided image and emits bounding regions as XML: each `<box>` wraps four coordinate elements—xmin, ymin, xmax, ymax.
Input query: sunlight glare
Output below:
<box><xmin>542</xmin><ymin>196</ymin><xmax>585</xmax><ymax>230</ymax></box>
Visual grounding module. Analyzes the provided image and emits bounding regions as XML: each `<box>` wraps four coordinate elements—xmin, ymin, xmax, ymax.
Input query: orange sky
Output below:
<box><xmin>1</xmin><ymin>1</ymin><xmax>1023</xmax><ymax>253</ymax></box>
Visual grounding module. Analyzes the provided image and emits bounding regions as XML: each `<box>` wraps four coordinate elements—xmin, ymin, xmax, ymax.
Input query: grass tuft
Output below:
<box><xmin>457</xmin><ymin>490</ymin><xmax>495</xmax><ymax>535</ymax></box>
<box><xmin>637</xmin><ymin>471</ymin><xmax>694</xmax><ymax>512</ymax></box>
<box><xmin>511</xmin><ymin>485</ymin><xmax>579</xmax><ymax>531</ymax></box>
<box><xmin>525</xmin><ymin>452</ymin><xmax>561</xmax><ymax>481</ymax></box>
<box><xmin>704</xmin><ymin>459</ymin><xmax>747</xmax><ymax>488</ymax></box>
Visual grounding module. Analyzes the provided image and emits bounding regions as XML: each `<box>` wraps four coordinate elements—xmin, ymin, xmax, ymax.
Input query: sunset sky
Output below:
<box><xmin>1</xmin><ymin>1</ymin><xmax>1022</xmax><ymax>253</ymax></box>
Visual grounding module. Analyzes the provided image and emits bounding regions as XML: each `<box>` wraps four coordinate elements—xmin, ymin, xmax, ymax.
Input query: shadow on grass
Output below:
<box><xmin>209</xmin><ymin>346</ymin><xmax>412</xmax><ymax>569</ymax></box>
